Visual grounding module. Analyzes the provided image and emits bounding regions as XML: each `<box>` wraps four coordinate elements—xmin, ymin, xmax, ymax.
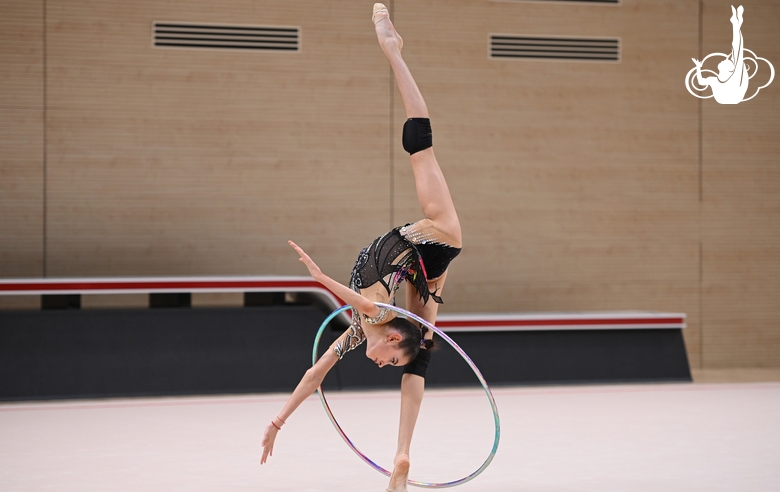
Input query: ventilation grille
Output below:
<box><xmin>153</xmin><ymin>22</ymin><xmax>300</xmax><ymax>52</ymax></box>
<box><xmin>490</xmin><ymin>35</ymin><xmax>619</xmax><ymax>61</ymax></box>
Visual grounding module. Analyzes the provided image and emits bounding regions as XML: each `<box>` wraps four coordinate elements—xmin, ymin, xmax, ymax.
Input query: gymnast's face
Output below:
<box><xmin>365</xmin><ymin>330</ymin><xmax>409</xmax><ymax>368</ymax></box>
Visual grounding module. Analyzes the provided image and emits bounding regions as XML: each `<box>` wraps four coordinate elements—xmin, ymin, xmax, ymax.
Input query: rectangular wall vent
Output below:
<box><xmin>490</xmin><ymin>35</ymin><xmax>619</xmax><ymax>61</ymax></box>
<box><xmin>153</xmin><ymin>22</ymin><xmax>300</xmax><ymax>52</ymax></box>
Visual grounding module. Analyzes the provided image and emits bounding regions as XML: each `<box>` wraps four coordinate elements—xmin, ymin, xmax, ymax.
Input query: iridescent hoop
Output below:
<box><xmin>312</xmin><ymin>303</ymin><xmax>501</xmax><ymax>488</ymax></box>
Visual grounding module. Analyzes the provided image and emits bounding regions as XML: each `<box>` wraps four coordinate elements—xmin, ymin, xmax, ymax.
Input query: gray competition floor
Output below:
<box><xmin>1</xmin><ymin>382</ymin><xmax>779</xmax><ymax>491</ymax></box>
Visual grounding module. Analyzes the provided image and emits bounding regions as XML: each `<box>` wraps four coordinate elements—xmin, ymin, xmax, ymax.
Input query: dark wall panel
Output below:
<box><xmin>1</xmin><ymin>306</ymin><xmax>329</xmax><ymax>400</ymax></box>
<box><xmin>1</xmin><ymin>307</ymin><xmax>690</xmax><ymax>401</ymax></box>
<box><xmin>333</xmin><ymin>329</ymin><xmax>692</xmax><ymax>389</ymax></box>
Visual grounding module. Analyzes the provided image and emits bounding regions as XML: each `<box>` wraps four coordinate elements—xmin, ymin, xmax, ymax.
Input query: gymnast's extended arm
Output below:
<box><xmin>288</xmin><ymin>240</ymin><xmax>381</xmax><ymax>319</ymax></box>
<box><xmin>260</xmin><ymin>346</ymin><xmax>339</xmax><ymax>464</ymax></box>
<box><xmin>692</xmin><ymin>58</ymin><xmax>710</xmax><ymax>87</ymax></box>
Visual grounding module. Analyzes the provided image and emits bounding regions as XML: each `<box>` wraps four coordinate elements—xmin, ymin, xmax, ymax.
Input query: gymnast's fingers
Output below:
<box><xmin>260</xmin><ymin>445</ymin><xmax>270</xmax><ymax>464</ymax></box>
<box><xmin>261</xmin><ymin>423</ymin><xmax>278</xmax><ymax>464</ymax></box>
<box><xmin>261</xmin><ymin>438</ymin><xmax>275</xmax><ymax>464</ymax></box>
<box><xmin>289</xmin><ymin>240</ymin><xmax>310</xmax><ymax>259</ymax></box>
<box><xmin>289</xmin><ymin>241</ymin><xmax>321</xmax><ymax>276</ymax></box>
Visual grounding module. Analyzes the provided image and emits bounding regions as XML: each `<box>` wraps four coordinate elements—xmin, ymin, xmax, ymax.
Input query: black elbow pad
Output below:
<box><xmin>403</xmin><ymin>348</ymin><xmax>432</xmax><ymax>378</ymax></box>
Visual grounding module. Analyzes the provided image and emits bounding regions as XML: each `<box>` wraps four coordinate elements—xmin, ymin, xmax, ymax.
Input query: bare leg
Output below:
<box><xmin>730</xmin><ymin>6</ymin><xmax>744</xmax><ymax>60</ymax></box>
<box><xmin>373</xmin><ymin>5</ymin><xmax>458</xmax><ymax>490</ymax></box>
<box><xmin>374</xmin><ymin>5</ymin><xmax>462</xmax><ymax>247</ymax></box>
<box><xmin>374</xmin><ymin>2</ymin><xmax>454</xmax><ymax>350</ymax></box>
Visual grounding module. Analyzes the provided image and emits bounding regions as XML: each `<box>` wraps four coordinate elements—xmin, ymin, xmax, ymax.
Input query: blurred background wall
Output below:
<box><xmin>1</xmin><ymin>0</ymin><xmax>778</xmax><ymax>370</ymax></box>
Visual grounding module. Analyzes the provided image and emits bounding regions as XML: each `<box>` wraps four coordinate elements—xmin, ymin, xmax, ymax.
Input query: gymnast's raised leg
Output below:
<box><xmin>373</xmin><ymin>3</ymin><xmax>462</xmax><ymax>491</ymax></box>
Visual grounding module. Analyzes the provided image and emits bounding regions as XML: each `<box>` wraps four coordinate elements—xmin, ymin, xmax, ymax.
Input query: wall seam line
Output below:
<box><xmin>698</xmin><ymin>0</ymin><xmax>704</xmax><ymax>370</ymax></box>
<box><xmin>43</xmin><ymin>0</ymin><xmax>48</xmax><ymax>279</ymax></box>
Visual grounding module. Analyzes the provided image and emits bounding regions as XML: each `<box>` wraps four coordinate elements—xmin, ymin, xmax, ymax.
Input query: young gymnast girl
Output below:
<box><xmin>261</xmin><ymin>4</ymin><xmax>462</xmax><ymax>490</ymax></box>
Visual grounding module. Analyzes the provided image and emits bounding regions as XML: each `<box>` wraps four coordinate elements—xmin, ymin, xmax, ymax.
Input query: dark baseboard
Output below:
<box><xmin>0</xmin><ymin>307</ymin><xmax>691</xmax><ymax>401</ymax></box>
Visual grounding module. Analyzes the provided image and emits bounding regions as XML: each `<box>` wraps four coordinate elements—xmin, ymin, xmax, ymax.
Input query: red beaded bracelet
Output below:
<box><xmin>271</xmin><ymin>420</ymin><xmax>282</xmax><ymax>431</ymax></box>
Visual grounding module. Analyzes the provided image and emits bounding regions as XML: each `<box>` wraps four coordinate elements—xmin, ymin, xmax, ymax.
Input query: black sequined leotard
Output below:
<box><xmin>332</xmin><ymin>219</ymin><xmax>461</xmax><ymax>359</ymax></box>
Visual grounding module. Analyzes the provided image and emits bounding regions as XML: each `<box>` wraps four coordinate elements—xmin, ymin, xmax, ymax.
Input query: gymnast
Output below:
<box><xmin>692</xmin><ymin>5</ymin><xmax>748</xmax><ymax>104</ymax></box>
<box><xmin>260</xmin><ymin>4</ymin><xmax>462</xmax><ymax>491</ymax></box>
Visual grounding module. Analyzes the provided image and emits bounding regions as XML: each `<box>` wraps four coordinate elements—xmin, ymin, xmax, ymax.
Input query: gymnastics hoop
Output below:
<box><xmin>312</xmin><ymin>303</ymin><xmax>501</xmax><ymax>489</ymax></box>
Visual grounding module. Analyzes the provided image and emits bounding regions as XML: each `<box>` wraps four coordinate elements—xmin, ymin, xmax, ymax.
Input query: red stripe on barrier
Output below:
<box><xmin>437</xmin><ymin>318</ymin><xmax>685</xmax><ymax>328</ymax></box>
<box><xmin>0</xmin><ymin>278</ymin><xmax>348</xmax><ymax>308</ymax></box>
<box><xmin>0</xmin><ymin>280</ymin><xmax>324</xmax><ymax>292</ymax></box>
<box><xmin>0</xmin><ymin>277</ymin><xmax>684</xmax><ymax>330</ymax></box>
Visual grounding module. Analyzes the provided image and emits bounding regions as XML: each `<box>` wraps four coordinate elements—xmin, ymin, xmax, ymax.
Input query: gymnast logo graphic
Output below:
<box><xmin>685</xmin><ymin>5</ymin><xmax>774</xmax><ymax>104</ymax></box>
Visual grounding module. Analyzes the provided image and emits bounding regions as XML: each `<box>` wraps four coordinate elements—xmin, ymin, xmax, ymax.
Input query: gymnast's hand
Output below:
<box><xmin>289</xmin><ymin>240</ymin><xmax>323</xmax><ymax>280</ymax></box>
<box><xmin>260</xmin><ymin>421</ymin><xmax>278</xmax><ymax>465</ymax></box>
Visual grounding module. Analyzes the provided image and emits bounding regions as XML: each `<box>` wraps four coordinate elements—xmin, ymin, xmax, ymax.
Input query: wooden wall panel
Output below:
<box><xmin>45</xmin><ymin>0</ymin><xmax>393</xmax><ymax>283</ymax></box>
<box><xmin>1</xmin><ymin>0</ymin><xmax>778</xmax><ymax>368</ymax></box>
<box><xmin>390</xmin><ymin>0</ymin><xmax>703</xmax><ymax>364</ymax></box>
<box><xmin>701</xmin><ymin>0</ymin><xmax>780</xmax><ymax>367</ymax></box>
<box><xmin>0</xmin><ymin>0</ymin><xmax>44</xmax><ymax>286</ymax></box>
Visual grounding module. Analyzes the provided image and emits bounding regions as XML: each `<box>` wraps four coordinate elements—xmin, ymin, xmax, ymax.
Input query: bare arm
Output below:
<box><xmin>277</xmin><ymin>349</ymin><xmax>338</xmax><ymax>425</ymax></box>
<box><xmin>692</xmin><ymin>59</ymin><xmax>711</xmax><ymax>87</ymax></box>
<box><xmin>260</xmin><ymin>347</ymin><xmax>339</xmax><ymax>464</ymax></box>
<box><xmin>288</xmin><ymin>240</ymin><xmax>380</xmax><ymax>318</ymax></box>
<box><xmin>385</xmin><ymin>279</ymin><xmax>443</xmax><ymax>489</ymax></box>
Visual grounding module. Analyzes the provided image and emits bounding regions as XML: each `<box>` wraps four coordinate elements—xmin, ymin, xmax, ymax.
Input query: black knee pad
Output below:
<box><xmin>403</xmin><ymin>348</ymin><xmax>432</xmax><ymax>378</ymax></box>
<box><xmin>402</xmin><ymin>118</ymin><xmax>433</xmax><ymax>155</ymax></box>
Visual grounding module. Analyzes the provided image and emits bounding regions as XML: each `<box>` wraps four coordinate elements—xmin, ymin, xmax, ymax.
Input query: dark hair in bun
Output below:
<box><xmin>386</xmin><ymin>316</ymin><xmax>436</xmax><ymax>362</ymax></box>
